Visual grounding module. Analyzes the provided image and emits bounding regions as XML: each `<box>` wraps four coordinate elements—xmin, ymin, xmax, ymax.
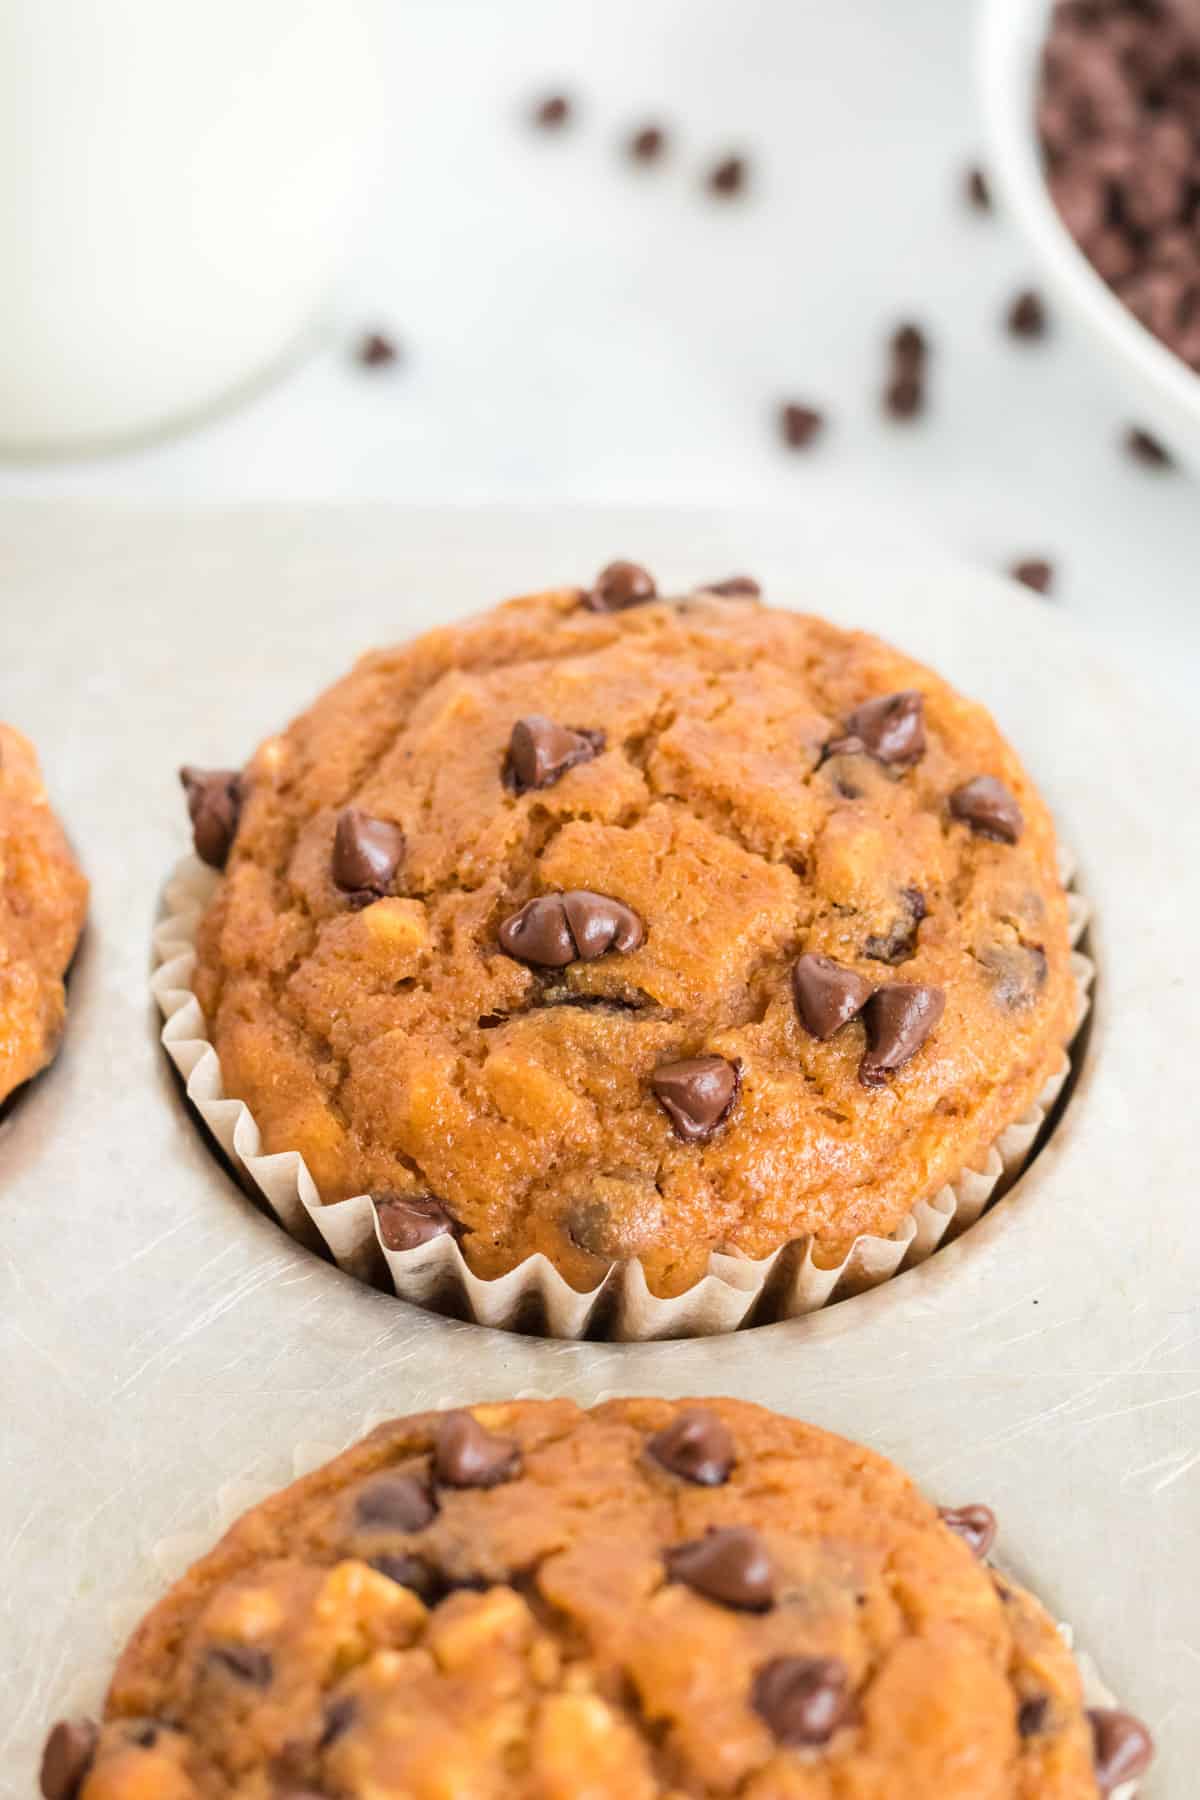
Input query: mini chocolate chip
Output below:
<box><xmin>560</xmin><ymin>890</ymin><xmax>646</xmax><ymax>960</ymax></box>
<box><xmin>1018</xmin><ymin>1695</ymin><xmax>1049</xmax><ymax>1738</ymax></box>
<box><xmin>708</xmin><ymin>154</ymin><xmax>747</xmax><ymax>196</ymax></box>
<box><xmin>938</xmin><ymin>1503</ymin><xmax>997</xmax><ymax>1558</ymax></box>
<box><xmin>533</xmin><ymin>93</ymin><xmax>570</xmax><ymax>128</ymax></box>
<box><xmin>1007</xmin><ymin>288</ymin><xmax>1048</xmax><ymax>339</ymax></box>
<box><xmin>950</xmin><ymin>776</ymin><xmax>1024</xmax><ymax>844</ymax></box>
<box><xmin>840</xmin><ymin>690</ymin><xmax>926</xmax><ymax>767</ymax></box>
<box><xmin>434</xmin><ymin>1411</ymin><xmax>521</xmax><ymax>1489</ymax></box>
<box><xmin>859</xmin><ymin>983</ymin><xmax>945</xmax><ymax>1087</ymax></box>
<box><xmin>583</xmin><ymin>560</ymin><xmax>657</xmax><ymax>613</ymax></box>
<box><xmin>318</xmin><ymin>1698</ymin><xmax>356</xmax><ymax>1749</ymax></box>
<box><xmin>629</xmin><ymin>124</ymin><xmax>666</xmax><ymax>161</ymax></box>
<box><xmin>864</xmin><ymin>886</ymin><xmax>926</xmax><ymax>965</ymax></box>
<box><xmin>966</xmin><ymin>165</ymin><xmax>992</xmax><ymax>211</ymax></box>
<box><xmin>890</xmin><ymin>322</ymin><xmax>928</xmax><ymax>369</ymax></box>
<box><xmin>1088</xmin><ymin>1708</ymin><xmax>1155</xmax><ymax>1793</ymax></box>
<box><xmin>356</xmin><ymin>331</ymin><xmax>399</xmax><ymax>368</ymax></box>
<box><xmin>752</xmin><ymin>1656</ymin><xmax>851</xmax><ymax>1747</ymax></box>
<box><xmin>506</xmin><ymin>716</ymin><xmax>603</xmax><ymax>793</ymax></box>
<box><xmin>791</xmin><ymin>954</ymin><xmax>872</xmax><ymax>1039</ymax></box>
<box><xmin>354</xmin><ymin>1473</ymin><xmax>437</xmax><ymax>1532</ymax></box>
<box><xmin>40</xmin><ymin>1719</ymin><xmax>99</xmax><ymax>1800</ymax></box>
<box><xmin>209</xmin><ymin>1644</ymin><xmax>273</xmax><ymax>1685</ymax></box>
<box><xmin>1126</xmin><ymin>426</ymin><xmax>1173</xmax><ymax>468</ymax></box>
<box><xmin>780</xmin><ymin>403</ymin><xmax>825</xmax><ymax>449</ymax></box>
<box><xmin>646</xmin><ymin>1409</ymin><xmax>736</xmax><ymax>1485</ymax></box>
<box><xmin>665</xmin><ymin>1527</ymin><xmax>774</xmax><ymax>1612</ymax></box>
<box><xmin>373</xmin><ymin>1194</ymin><xmax>456</xmax><ymax>1252</ymax></box>
<box><xmin>369</xmin><ymin>1552</ymin><xmax>444</xmax><ymax>1603</ymax></box>
<box><xmin>332</xmin><ymin>808</ymin><xmax>405</xmax><ymax>898</ymax></box>
<box><xmin>1010</xmin><ymin>557</ymin><xmax>1054</xmax><ymax>596</ymax></box>
<box><xmin>651</xmin><ymin>1055</ymin><xmax>739</xmax><ymax>1142</ymax></box>
<box><xmin>699</xmin><ymin>574</ymin><xmax>761</xmax><ymax>597</ymax></box>
<box><xmin>884</xmin><ymin>370</ymin><xmax>924</xmax><ymax>419</ymax></box>
<box><xmin>180</xmin><ymin>766</ymin><xmax>243</xmax><ymax>869</ymax></box>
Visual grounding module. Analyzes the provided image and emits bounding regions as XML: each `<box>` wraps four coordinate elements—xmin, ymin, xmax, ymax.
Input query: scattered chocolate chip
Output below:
<box><xmin>859</xmin><ymin>983</ymin><xmax>945</xmax><ymax>1087</ymax></box>
<box><xmin>1125</xmin><ymin>425</ymin><xmax>1173</xmax><ymax>468</ymax></box>
<box><xmin>562</xmin><ymin>889</ymin><xmax>645</xmax><ymax>960</ymax></box>
<box><xmin>1088</xmin><ymin>1708</ymin><xmax>1155</xmax><ymax>1793</ymax></box>
<box><xmin>583</xmin><ymin>559</ymin><xmax>657</xmax><ymax>613</ymax></box>
<box><xmin>666</xmin><ymin>1527</ymin><xmax>774</xmax><ymax>1612</ymax></box>
<box><xmin>318</xmin><ymin>1698</ymin><xmax>356</xmax><ymax>1749</ymax></box>
<box><xmin>1010</xmin><ymin>557</ymin><xmax>1055</xmax><ymax>596</ymax></box>
<box><xmin>791</xmin><ymin>954</ymin><xmax>872</xmax><ymax>1040</ymax></box>
<box><xmin>646</xmin><ymin>1409</ymin><xmax>735</xmax><ymax>1485</ymax></box>
<box><xmin>1007</xmin><ymin>288</ymin><xmax>1048</xmax><ymax>339</ymax></box>
<box><xmin>373</xmin><ymin>1194</ymin><xmax>456</xmax><ymax>1252</ymax></box>
<box><xmin>977</xmin><ymin>942</ymin><xmax>1047</xmax><ymax>1012</ymax></box>
<box><xmin>40</xmin><ymin>1720</ymin><xmax>99</xmax><ymax>1800</ymax></box>
<box><xmin>179</xmin><ymin>766</ymin><xmax>243</xmax><ymax>869</ymax></box>
<box><xmin>949</xmin><ymin>775</ymin><xmax>1024</xmax><ymax>844</ymax></box>
<box><xmin>332</xmin><ymin>808</ymin><xmax>405</xmax><ymax>898</ymax></box>
<box><xmin>1018</xmin><ymin>1695</ymin><xmax>1050</xmax><ymax>1738</ymax></box>
<box><xmin>779</xmin><ymin>402</ymin><xmax>825</xmax><ymax>449</ymax></box>
<box><xmin>864</xmin><ymin>886</ymin><xmax>926</xmax><ymax>965</ymax></box>
<box><xmin>707</xmin><ymin>154</ymin><xmax>747</xmax><ymax>196</ymax></box>
<box><xmin>629</xmin><ymin>124</ymin><xmax>666</xmax><ymax>162</ymax></box>
<box><xmin>506</xmin><ymin>716</ymin><xmax>603</xmax><ymax>793</ymax></box>
<box><xmin>498</xmin><ymin>890</ymin><xmax>644</xmax><ymax>966</ymax></box>
<box><xmin>651</xmin><ymin>1055</ymin><xmax>740</xmax><ymax>1142</ymax></box>
<box><xmin>837</xmin><ymin>690</ymin><xmax>927</xmax><ymax>767</ymax></box>
<box><xmin>369</xmin><ymin>1552</ymin><xmax>443</xmax><ymax>1603</ymax></box>
<box><xmin>890</xmin><ymin>322</ymin><xmax>928</xmax><ymax>369</ymax></box>
<box><xmin>435</xmin><ymin>1410</ymin><xmax>521</xmax><ymax>1488</ymax></box>
<box><xmin>356</xmin><ymin>331</ymin><xmax>399</xmax><ymax>368</ymax></box>
<box><xmin>752</xmin><ymin>1656</ymin><xmax>851</xmax><ymax>1747</ymax></box>
<box><xmin>884</xmin><ymin>370</ymin><xmax>924</xmax><ymax>420</ymax></box>
<box><xmin>354</xmin><ymin>1473</ymin><xmax>437</xmax><ymax>1532</ymax></box>
<box><xmin>209</xmin><ymin>1644</ymin><xmax>273</xmax><ymax>1686</ymax></box>
<box><xmin>699</xmin><ymin>574</ymin><xmax>761</xmax><ymax>597</ymax></box>
<box><xmin>533</xmin><ymin>93</ymin><xmax>570</xmax><ymax>129</ymax></box>
<box><xmin>965</xmin><ymin>164</ymin><xmax>992</xmax><ymax>212</ymax></box>
<box><xmin>938</xmin><ymin>1503</ymin><xmax>997</xmax><ymax>1559</ymax></box>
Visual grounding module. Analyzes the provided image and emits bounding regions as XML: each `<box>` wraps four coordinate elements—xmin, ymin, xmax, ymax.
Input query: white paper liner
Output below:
<box><xmin>152</xmin><ymin>855</ymin><xmax>1094</xmax><ymax>1342</ymax></box>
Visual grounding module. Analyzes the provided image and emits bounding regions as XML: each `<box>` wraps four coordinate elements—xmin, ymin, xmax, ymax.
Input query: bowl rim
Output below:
<box><xmin>977</xmin><ymin>0</ymin><xmax>1200</xmax><ymax>427</ymax></box>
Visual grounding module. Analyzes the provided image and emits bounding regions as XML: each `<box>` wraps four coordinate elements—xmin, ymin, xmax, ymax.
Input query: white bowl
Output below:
<box><xmin>979</xmin><ymin>0</ymin><xmax>1200</xmax><ymax>466</ymax></box>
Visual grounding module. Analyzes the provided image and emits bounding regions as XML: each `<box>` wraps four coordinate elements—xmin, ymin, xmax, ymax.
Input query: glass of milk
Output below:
<box><xmin>0</xmin><ymin>0</ymin><xmax>376</xmax><ymax>454</ymax></box>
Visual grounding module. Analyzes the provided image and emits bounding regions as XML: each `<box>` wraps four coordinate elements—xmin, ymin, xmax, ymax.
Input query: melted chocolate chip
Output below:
<box><xmin>651</xmin><ymin>1056</ymin><xmax>739</xmax><ymax>1142</ymax></box>
<box><xmin>791</xmin><ymin>954</ymin><xmax>872</xmax><ymax>1040</ymax></box>
<box><xmin>209</xmin><ymin>1644</ymin><xmax>273</xmax><ymax>1685</ymax></box>
<box><xmin>583</xmin><ymin>560</ymin><xmax>657</xmax><ymax>613</ymax></box>
<box><xmin>332</xmin><ymin>808</ymin><xmax>405</xmax><ymax>898</ymax></box>
<box><xmin>859</xmin><ymin>983</ymin><xmax>945</xmax><ymax>1087</ymax></box>
<box><xmin>498</xmin><ymin>890</ymin><xmax>644</xmax><ymax>967</ymax></box>
<box><xmin>506</xmin><ymin>716</ymin><xmax>604</xmax><ymax>793</ymax></box>
<box><xmin>39</xmin><ymin>1720</ymin><xmax>99</xmax><ymax>1800</ymax></box>
<box><xmin>318</xmin><ymin>1698</ymin><xmax>356</xmax><ymax>1748</ymax></box>
<box><xmin>938</xmin><ymin>1503</ymin><xmax>997</xmax><ymax>1559</ymax></box>
<box><xmin>369</xmin><ymin>1553</ymin><xmax>443</xmax><ymax>1603</ymax></box>
<box><xmin>558</xmin><ymin>890</ymin><xmax>647</xmax><ymax>961</ymax></box>
<box><xmin>373</xmin><ymin>1194</ymin><xmax>456</xmax><ymax>1253</ymax></box>
<box><xmin>434</xmin><ymin>1411</ymin><xmax>521</xmax><ymax>1489</ymax></box>
<box><xmin>978</xmin><ymin>943</ymin><xmax>1047</xmax><ymax>1013</ymax></box>
<box><xmin>752</xmin><ymin>1656</ymin><xmax>851</xmax><ymax>1747</ymax></box>
<box><xmin>864</xmin><ymin>886</ymin><xmax>927</xmax><ymax>965</ymax></box>
<box><xmin>949</xmin><ymin>776</ymin><xmax>1024</xmax><ymax>844</ymax></box>
<box><xmin>837</xmin><ymin>690</ymin><xmax>926</xmax><ymax>767</ymax></box>
<box><xmin>1088</xmin><ymin>1709</ymin><xmax>1155</xmax><ymax>1793</ymax></box>
<box><xmin>1018</xmin><ymin>1695</ymin><xmax>1049</xmax><ymax>1738</ymax></box>
<box><xmin>354</xmin><ymin>1473</ymin><xmax>437</xmax><ymax>1532</ymax></box>
<box><xmin>780</xmin><ymin>403</ymin><xmax>825</xmax><ymax>449</ymax></box>
<box><xmin>665</xmin><ymin>1527</ymin><xmax>774</xmax><ymax>1612</ymax></box>
<box><xmin>700</xmin><ymin>574</ymin><xmax>761</xmax><ymax>597</ymax></box>
<box><xmin>179</xmin><ymin>766</ymin><xmax>243</xmax><ymax>869</ymax></box>
<box><xmin>646</xmin><ymin>1409</ymin><xmax>735</xmax><ymax>1486</ymax></box>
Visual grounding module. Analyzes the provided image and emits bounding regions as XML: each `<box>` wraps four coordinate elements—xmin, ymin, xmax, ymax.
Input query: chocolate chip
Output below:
<box><xmin>629</xmin><ymin>124</ymin><xmax>666</xmax><ymax>162</ymax></box>
<box><xmin>498</xmin><ymin>890</ymin><xmax>644</xmax><ymax>966</ymax></box>
<box><xmin>1018</xmin><ymin>1695</ymin><xmax>1049</xmax><ymax>1738</ymax></box>
<box><xmin>938</xmin><ymin>1503</ymin><xmax>997</xmax><ymax>1558</ymax></box>
<box><xmin>651</xmin><ymin>1055</ymin><xmax>740</xmax><ymax>1142</ymax></box>
<box><xmin>965</xmin><ymin>164</ymin><xmax>992</xmax><ymax>211</ymax></box>
<box><xmin>369</xmin><ymin>1553</ymin><xmax>443</xmax><ymax>1603</ymax></box>
<box><xmin>506</xmin><ymin>716</ymin><xmax>603</xmax><ymax>793</ymax></box>
<box><xmin>332</xmin><ymin>808</ymin><xmax>405</xmax><ymax>898</ymax></box>
<box><xmin>1126</xmin><ymin>425</ymin><xmax>1173</xmax><ymax>468</ymax></box>
<box><xmin>950</xmin><ymin>776</ymin><xmax>1024</xmax><ymax>844</ymax></box>
<box><xmin>707</xmin><ymin>154</ymin><xmax>747</xmax><ymax>196</ymax></box>
<box><xmin>864</xmin><ymin>886</ymin><xmax>926</xmax><ymax>965</ymax></box>
<box><xmin>646</xmin><ymin>1409</ymin><xmax>735</xmax><ymax>1485</ymax></box>
<box><xmin>209</xmin><ymin>1644</ymin><xmax>273</xmax><ymax>1685</ymax></box>
<box><xmin>838</xmin><ymin>690</ymin><xmax>926</xmax><ymax>767</ymax></box>
<box><xmin>180</xmin><ymin>766</ymin><xmax>242</xmax><ymax>869</ymax></box>
<box><xmin>699</xmin><ymin>574</ymin><xmax>761</xmax><ymax>597</ymax></box>
<box><xmin>978</xmin><ymin>943</ymin><xmax>1047</xmax><ymax>1012</ymax></box>
<box><xmin>356</xmin><ymin>331</ymin><xmax>399</xmax><ymax>368</ymax></box>
<box><xmin>1007</xmin><ymin>288</ymin><xmax>1048</xmax><ymax>338</ymax></box>
<box><xmin>318</xmin><ymin>1698</ymin><xmax>356</xmax><ymax>1749</ymax></box>
<box><xmin>791</xmin><ymin>954</ymin><xmax>872</xmax><ymax>1039</ymax></box>
<box><xmin>859</xmin><ymin>983</ymin><xmax>945</xmax><ymax>1087</ymax></box>
<box><xmin>583</xmin><ymin>560</ymin><xmax>657</xmax><ymax>613</ymax></box>
<box><xmin>1088</xmin><ymin>1708</ymin><xmax>1155</xmax><ymax>1793</ymax></box>
<box><xmin>1009</xmin><ymin>557</ymin><xmax>1055</xmax><ymax>596</ymax></box>
<box><xmin>354</xmin><ymin>1473</ymin><xmax>437</xmax><ymax>1532</ymax></box>
<box><xmin>884</xmin><ymin>370</ymin><xmax>924</xmax><ymax>419</ymax></box>
<box><xmin>752</xmin><ymin>1656</ymin><xmax>851</xmax><ymax>1747</ymax></box>
<box><xmin>435</xmin><ymin>1410</ymin><xmax>521</xmax><ymax>1488</ymax></box>
<box><xmin>665</xmin><ymin>1527</ymin><xmax>774</xmax><ymax>1612</ymax></box>
<box><xmin>779</xmin><ymin>403</ymin><xmax>825</xmax><ymax>449</ymax></box>
<box><xmin>373</xmin><ymin>1194</ymin><xmax>456</xmax><ymax>1252</ymax></box>
<box><xmin>40</xmin><ymin>1720</ymin><xmax>99</xmax><ymax>1800</ymax></box>
<box><xmin>890</xmin><ymin>322</ymin><xmax>928</xmax><ymax>369</ymax></box>
<box><xmin>533</xmin><ymin>93</ymin><xmax>570</xmax><ymax>129</ymax></box>
<box><xmin>122</xmin><ymin>1721</ymin><xmax>163</xmax><ymax>1750</ymax></box>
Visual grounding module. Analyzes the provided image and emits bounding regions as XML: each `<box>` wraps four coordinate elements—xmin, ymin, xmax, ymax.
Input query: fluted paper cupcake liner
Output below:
<box><xmin>152</xmin><ymin>852</ymin><xmax>1093</xmax><ymax>1341</ymax></box>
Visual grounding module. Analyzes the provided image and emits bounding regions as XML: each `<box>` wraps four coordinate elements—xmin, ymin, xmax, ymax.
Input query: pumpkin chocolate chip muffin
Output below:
<box><xmin>41</xmin><ymin>1398</ymin><xmax>1152</xmax><ymax>1798</ymax></box>
<box><xmin>183</xmin><ymin>567</ymin><xmax>1076</xmax><ymax>1297</ymax></box>
<box><xmin>0</xmin><ymin>723</ymin><xmax>88</xmax><ymax>1107</ymax></box>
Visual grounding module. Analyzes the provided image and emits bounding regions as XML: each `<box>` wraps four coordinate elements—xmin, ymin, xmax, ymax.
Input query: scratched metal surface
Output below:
<box><xmin>1</xmin><ymin>501</ymin><xmax>1195</xmax><ymax>1795</ymax></box>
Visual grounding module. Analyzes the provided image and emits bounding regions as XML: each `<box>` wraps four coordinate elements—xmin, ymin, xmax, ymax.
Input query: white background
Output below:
<box><xmin>1</xmin><ymin>0</ymin><xmax>1198</xmax><ymax>710</ymax></box>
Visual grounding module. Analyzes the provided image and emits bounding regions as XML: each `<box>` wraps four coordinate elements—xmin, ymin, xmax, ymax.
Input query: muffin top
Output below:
<box><xmin>190</xmin><ymin>574</ymin><xmax>1075</xmax><ymax>1295</ymax></box>
<box><xmin>50</xmin><ymin>1397</ymin><xmax>1142</xmax><ymax>1799</ymax></box>
<box><xmin>0</xmin><ymin>723</ymin><xmax>88</xmax><ymax>1106</ymax></box>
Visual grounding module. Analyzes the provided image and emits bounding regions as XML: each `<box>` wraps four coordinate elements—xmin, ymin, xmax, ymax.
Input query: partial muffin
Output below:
<box><xmin>41</xmin><ymin>1397</ymin><xmax>1152</xmax><ymax>1798</ymax></box>
<box><xmin>183</xmin><ymin>568</ymin><xmax>1077</xmax><ymax>1298</ymax></box>
<box><xmin>0</xmin><ymin>724</ymin><xmax>88</xmax><ymax>1106</ymax></box>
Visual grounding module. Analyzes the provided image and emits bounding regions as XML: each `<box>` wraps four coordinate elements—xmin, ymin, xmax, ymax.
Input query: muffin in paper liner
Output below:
<box><xmin>152</xmin><ymin>849</ymin><xmax>1093</xmax><ymax>1342</ymax></box>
